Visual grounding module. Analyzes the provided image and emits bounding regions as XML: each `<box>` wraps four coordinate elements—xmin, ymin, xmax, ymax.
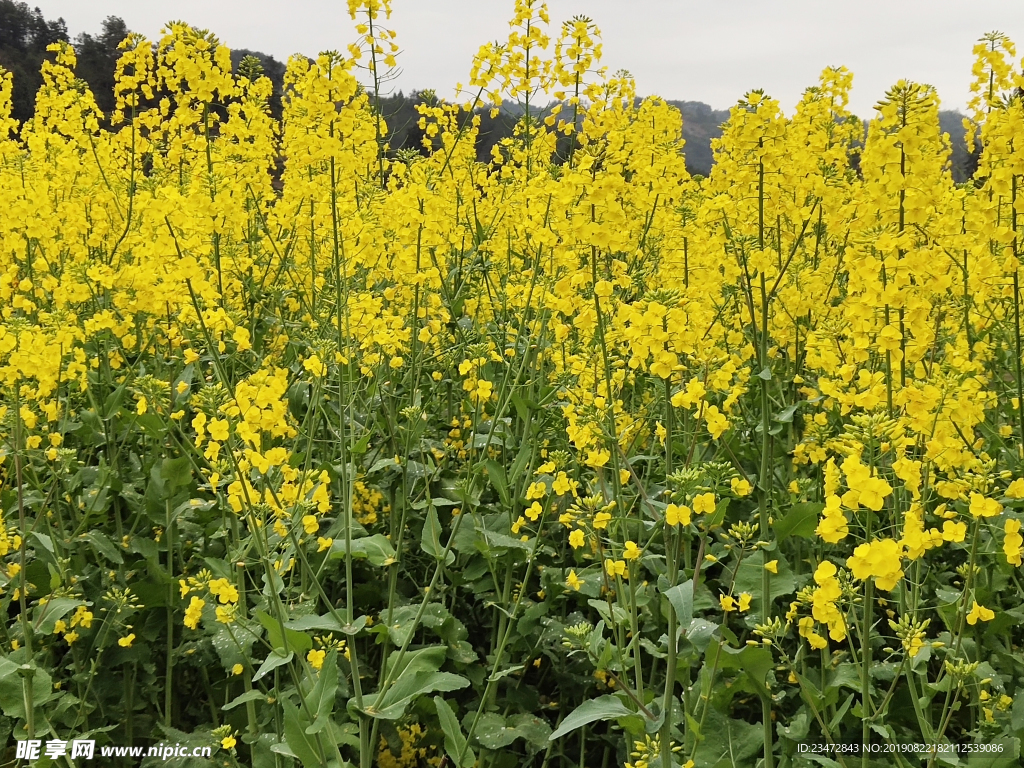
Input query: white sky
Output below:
<box><xmin>31</xmin><ymin>0</ymin><xmax>1024</xmax><ymax>118</ymax></box>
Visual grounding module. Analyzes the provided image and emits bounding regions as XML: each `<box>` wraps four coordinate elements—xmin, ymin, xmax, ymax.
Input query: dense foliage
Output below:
<box><xmin>1</xmin><ymin>2</ymin><xmax>1024</xmax><ymax>767</ymax></box>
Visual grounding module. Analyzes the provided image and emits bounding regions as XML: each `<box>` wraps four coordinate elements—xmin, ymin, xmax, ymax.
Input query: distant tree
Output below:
<box><xmin>74</xmin><ymin>16</ymin><xmax>127</xmax><ymax>116</ymax></box>
<box><xmin>231</xmin><ymin>49</ymin><xmax>286</xmax><ymax>119</ymax></box>
<box><xmin>0</xmin><ymin>0</ymin><xmax>68</xmax><ymax>122</ymax></box>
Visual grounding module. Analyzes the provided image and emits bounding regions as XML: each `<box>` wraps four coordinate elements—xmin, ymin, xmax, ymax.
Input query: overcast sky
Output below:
<box><xmin>30</xmin><ymin>0</ymin><xmax>1024</xmax><ymax>118</ymax></box>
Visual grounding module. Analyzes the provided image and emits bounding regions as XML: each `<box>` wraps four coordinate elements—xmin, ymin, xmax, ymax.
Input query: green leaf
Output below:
<box><xmin>256</xmin><ymin>610</ymin><xmax>313</xmax><ymax>655</ymax></box>
<box><xmin>776</xmin><ymin>711</ymin><xmax>809</xmax><ymax>742</ymax></box>
<box><xmin>82</xmin><ymin>531</ymin><xmax>123</xmax><ymax>564</ymax></box>
<box><xmin>1012</xmin><ymin>694</ymin><xmax>1024</xmax><ymax>731</ymax></box>
<box><xmin>478</xmin><ymin>529</ymin><xmax>530</xmax><ymax>552</ymax></box>
<box><xmin>774</xmin><ymin>403</ymin><xmax>799</xmax><ymax>423</ymax></box>
<box><xmin>0</xmin><ymin>659</ymin><xmax>56</xmax><ymax>719</ymax></box>
<box><xmin>664</xmin><ymin>579</ymin><xmax>694</xmax><ymax>627</ymax></box>
<box><xmin>284</xmin><ymin>613</ymin><xmax>352</xmax><ymax>634</ymax></box>
<box><xmin>367</xmin><ymin>456</ymin><xmax>402</xmax><ymax>475</ymax></box>
<box><xmin>369</xmin><ymin>671</ymin><xmax>470</xmax><ymax>720</ymax></box>
<box><xmin>510</xmin><ymin>393</ymin><xmax>530</xmax><ymax>422</ymax></box>
<box><xmin>30</xmin><ymin>532</ymin><xmax>57</xmax><ymax>566</ymax></box>
<box><xmin>304</xmin><ymin>650</ymin><xmax>338</xmax><ymax>734</ymax></box>
<box><xmin>732</xmin><ymin>552</ymin><xmax>797</xmax><ymax>603</ymax></box>
<box><xmin>329</xmin><ymin>534</ymin><xmax>396</xmax><ymax>567</ymax></box>
<box><xmin>698</xmin><ymin>706</ymin><xmax>764</xmax><ymax>765</ymax></box>
<box><xmin>684</xmin><ymin>618</ymin><xmax>718</xmax><ymax>653</ymax></box>
<box><xmin>384</xmin><ymin>645</ymin><xmax>447</xmax><ymax>680</ymax></box>
<box><xmin>159</xmin><ymin>456</ymin><xmax>192</xmax><ymax>491</ymax></box>
<box><xmin>774</xmin><ymin>502</ymin><xmax>823</xmax><ymax>541</ymax></box>
<box><xmin>507</xmin><ymin>441</ymin><xmax>531</xmax><ymax>486</ymax></box>
<box><xmin>135</xmin><ymin>413</ymin><xmax>167</xmax><ymax>438</ymax></box>
<box><xmin>420</xmin><ymin>506</ymin><xmax>454</xmax><ymax>565</ymax></box>
<box><xmin>484</xmin><ymin>459</ymin><xmax>510</xmax><ymax>508</ymax></box>
<box><xmin>476</xmin><ymin>712</ymin><xmax>553</xmax><ymax>751</ymax></box>
<box><xmin>476</xmin><ymin>712</ymin><xmax>516</xmax><ymax>749</ymax></box>
<box><xmin>828</xmin><ymin>693</ymin><xmax>854</xmax><ymax>732</ymax></box>
<box><xmin>588</xmin><ymin>598</ymin><xmax>630</xmax><ymax>626</ymax></box>
<box><xmin>223</xmin><ymin>689</ymin><xmax>266</xmax><ymax>711</ymax></box>
<box><xmin>507</xmin><ymin>714</ymin><xmax>552</xmax><ymax>750</ymax></box>
<box><xmin>253</xmin><ymin>649</ymin><xmax>293</xmax><ymax>682</ymax></box>
<box><xmin>282</xmin><ymin>697</ymin><xmax>322</xmax><ymax>768</ymax></box>
<box><xmin>210</xmin><ymin>620</ymin><xmax>259</xmax><ymax>671</ymax></box>
<box><xmin>33</xmin><ymin>597</ymin><xmax>82</xmax><ymax>635</ymax></box>
<box><xmin>486</xmin><ymin>665</ymin><xmax>524</xmax><ymax>683</ymax></box>
<box><xmin>718</xmin><ymin>644</ymin><xmax>773</xmax><ymax>697</ymax></box>
<box><xmin>387</xmin><ymin>604</ymin><xmax>450</xmax><ymax>646</ymax></box>
<box><xmin>103</xmin><ymin>382</ymin><xmax>128</xmax><ymax>418</ymax></box>
<box><xmin>435</xmin><ymin>697</ymin><xmax>475</xmax><ymax>768</ymax></box>
<box><xmin>548</xmin><ymin>695</ymin><xmax>634</xmax><ymax>741</ymax></box>
<box><xmin>756</xmin><ymin>366</ymin><xmax>772</xmax><ymax>380</ymax></box>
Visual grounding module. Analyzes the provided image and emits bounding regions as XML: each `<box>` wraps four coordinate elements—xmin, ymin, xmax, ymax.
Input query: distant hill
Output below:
<box><xmin>938</xmin><ymin>110</ymin><xmax>978</xmax><ymax>184</ymax></box>
<box><xmin>668</xmin><ymin>99</ymin><xmax>977</xmax><ymax>183</ymax></box>
<box><xmin>667</xmin><ymin>100</ymin><xmax>732</xmax><ymax>177</ymax></box>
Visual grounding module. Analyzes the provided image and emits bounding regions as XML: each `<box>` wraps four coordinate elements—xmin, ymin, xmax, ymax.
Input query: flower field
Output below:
<box><xmin>2</xmin><ymin>0</ymin><xmax>1024</xmax><ymax>765</ymax></box>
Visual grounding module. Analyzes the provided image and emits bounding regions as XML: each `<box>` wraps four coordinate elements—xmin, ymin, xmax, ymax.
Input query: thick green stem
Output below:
<box><xmin>756</xmin><ymin>145</ymin><xmax>774</xmax><ymax>768</ymax></box>
<box><xmin>861</xmin><ymin>510</ymin><xmax>874</xmax><ymax>768</ymax></box>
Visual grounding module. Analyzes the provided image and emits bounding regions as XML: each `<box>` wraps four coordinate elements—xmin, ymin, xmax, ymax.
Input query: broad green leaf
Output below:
<box><xmin>776</xmin><ymin>711</ymin><xmax>809</xmax><ymax>741</ymax></box>
<box><xmin>548</xmin><ymin>695</ymin><xmax>634</xmax><ymax>741</ymax></box>
<box><xmin>210</xmin><ymin>620</ymin><xmax>260</xmax><ymax>671</ymax></box>
<box><xmin>475</xmin><ymin>712</ymin><xmax>552</xmax><ymax>751</ymax></box>
<box><xmin>588</xmin><ymin>598</ymin><xmax>630</xmax><ymax>627</ymax></box>
<box><xmin>0</xmin><ymin>658</ymin><xmax>56</xmax><ymax>719</ymax></box>
<box><xmin>384</xmin><ymin>644</ymin><xmax>447</xmax><ymax>679</ymax></box>
<box><xmin>774</xmin><ymin>403</ymin><xmax>799</xmax><ymax>423</ymax></box>
<box><xmin>223</xmin><ymin>689</ymin><xmax>266</xmax><ymax>711</ymax></box>
<box><xmin>282</xmin><ymin>697</ymin><xmax>322</xmax><ymax>768</ymax></box>
<box><xmin>30</xmin><ymin>532</ymin><xmax>57</xmax><ymax>567</ymax></box>
<box><xmin>718</xmin><ymin>644</ymin><xmax>773</xmax><ymax>697</ymax></box>
<box><xmin>684</xmin><ymin>618</ymin><xmax>718</xmax><ymax>653</ymax></box>
<box><xmin>435</xmin><ymin>696</ymin><xmax>475</xmax><ymax>768</ymax></box>
<box><xmin>732</xmin><ymin>552</ymin><xmax>797</xmax><ymax>603</ymax></box>
<box><xmin>663</xmin><ymin>579</ymin><xmax>694</xmax><ymax>627</ymax></box>
<box><xmin>256</xmin><ymin>610</ymin><xmax>313</xmax><ymax>655</ymax></box>
<box><xmin>285</xmin><ymin>613</ymin><xmax>349</xmax><ymax>634</ymax></box>
<box><xmin>475</xmin><ymin>712</ymin><xmax>515</xmax><ymax>749</ymax></box>
<box><xmin>478</xmin><ymin>529</ymin><xmax>530</xmax><ymax>552</ymax></box>
<box><xmin>304</xmin><ymin>650</ymin><xmax>338</xmax><ymax>735</ymax></box>
<box><xmin>420</xmin><ymin>506</ymin><xmax>454</xmax><ymax>565</ymax></box>
<box><xmin>387</xmin><ymin>604</ymin><xmax>450</xmax><ymax>646</ymax></box>
<box><xmin>159</xmin><ymin>456</ymin><xmax>192</xmax><ymax>491</ymax></box>
<box><xmin>369</xmin><ymin>671</ymin><xmax>470</xmax><ymax>720</ymax></box>
<box><xmin>367</xmin><ymin>456</ymin><xmax>402</xmax><ymax>475</ymax></box>
<box><xmin>507</xmin><ymin>714</ymin><xmax>552</xmax><ymax>750</ymax></box>
<box><xmin>697</xmin><ymin>706</ymin><xmax>763</xmax><ymax>766</ymax></box>
<box><xmin>329</xmin><ymin>534</ymin><xmax>396</xmax><ymax>567</ymax></box>
<box><xmin>82</xmin><ymin>531</ymin><xmax>123</xmax><ymax>564</ymax></box>
<box><xmin>253</xmin><ymin>650</ymin><xmax>293</xmax><ymax>682</ymax></box>
<box><xmin>507</xmin><ymin>441</ymin><xmax>531</xmax><ymax>485</ymax></box>
<box><xmin>484</xmin><ymin>459</ymin><xmax>510</xmax><ymax>507</ymax></box>
<box><xmin>774</xmin><ymin>502</ymin><xmax>824</xmax><ymax>541</ymax></box>
<box><xmin>804</xmin><ymin>754</ymin><xmax>844</xmax><ymax>768</ymax></box>
<box><xmin>33</xmin><ymin>597</ymin><xmax>82</xmax><ymax>635</ymax></box>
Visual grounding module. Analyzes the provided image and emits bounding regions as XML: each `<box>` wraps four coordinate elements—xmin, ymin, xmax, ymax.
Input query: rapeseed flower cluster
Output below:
<box><xmin>2</xmin><ymin>5</ymin><xmax>1024</xmax><ymax>767</ymax></box>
